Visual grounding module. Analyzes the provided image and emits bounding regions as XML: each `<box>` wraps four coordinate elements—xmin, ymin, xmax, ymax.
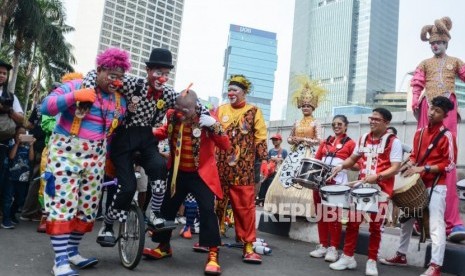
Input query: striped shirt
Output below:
<box><xmin>41</xmin><ymin>79</ymin><xmax>126</xmax><ymax>141</ymax></box>
<box><xmin>173</xmin><ymin>123</ymin><xmax>196</xmax><ymax>172</ymax></box>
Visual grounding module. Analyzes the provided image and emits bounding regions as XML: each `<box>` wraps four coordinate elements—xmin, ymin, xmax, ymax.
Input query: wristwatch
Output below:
<box><xmin>424</xmin><ymin>165</ymin><xmax>431</xmax><ymax>173</ymax></box>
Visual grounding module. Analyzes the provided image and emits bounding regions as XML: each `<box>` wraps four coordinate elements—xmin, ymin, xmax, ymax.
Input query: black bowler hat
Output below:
<box><xmin>0</xmin><ymin>59</ymin><xmax>12</xmax><ymax>70</ymax></box>
<box><xmin>145</xmin><ymin>48</ymin><xmax>174</xmax><ymax>69</ymax></box>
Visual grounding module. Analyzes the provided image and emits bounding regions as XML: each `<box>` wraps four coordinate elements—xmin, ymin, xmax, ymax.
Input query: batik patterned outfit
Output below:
<box><xmin>279</xmin><ymin>116</ymin><xmax>321</xmax><ymax>187</ymax></box>
<box><xmin>215</xmin><ymin>103</ymin><xmax>267</xmax><ymax>241</ymax></box>
<box><xmin>264</xmin><ymin>116</ymin><xmax>321</xmax><ymax>216</ymax></box>
<box><xmin>411</xmin><ymin>56</ymin><xmax>465</xmax><ymax>234</ymax></box>
<box><xmin>41</xmin><ymin>79</ymin><xmax>126</xmax><ymax>234</ymax></box>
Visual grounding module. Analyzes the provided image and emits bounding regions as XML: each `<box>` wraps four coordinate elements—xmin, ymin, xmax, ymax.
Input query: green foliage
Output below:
<box><xmin>0</xmin><ymin>0</ymin><xmax>75</xmax><ymax>112</ymax></box>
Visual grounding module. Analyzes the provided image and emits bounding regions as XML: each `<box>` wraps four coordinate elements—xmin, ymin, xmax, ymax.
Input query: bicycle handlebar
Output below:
<box><xmin>102</xmin><ymin>178</ymin><xmax>118</xmax><ymax>187</ymax></box>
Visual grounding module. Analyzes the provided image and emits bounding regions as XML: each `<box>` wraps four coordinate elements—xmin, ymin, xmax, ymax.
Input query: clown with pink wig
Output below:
<box><xmin>40</xmin><ymin>47</ymin><xmax>131</xmax><ymax>276</ymax></box>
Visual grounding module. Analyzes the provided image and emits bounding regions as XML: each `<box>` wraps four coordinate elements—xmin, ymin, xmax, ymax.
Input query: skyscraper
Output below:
<box><xmin>66</xmin><ymin>0</ymin><xmax>184</xmax><ymax>83</ymax></box>
<box><xmin>286</xmin><ymin>0</ymin><xmax>399</xmax><ymax>121</ymax></box>
<box><xmin>222</xmin><ymin>24</ymin><xmax>277</xmax><ymax>121</ymax></box>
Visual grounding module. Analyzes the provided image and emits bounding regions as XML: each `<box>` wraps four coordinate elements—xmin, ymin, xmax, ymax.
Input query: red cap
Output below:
<box><xmin>270</xmin><ymin>133</ymin><xmax>282</xmax><ymax>140</ymax></box>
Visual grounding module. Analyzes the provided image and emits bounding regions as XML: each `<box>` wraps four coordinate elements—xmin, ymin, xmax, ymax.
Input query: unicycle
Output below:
<box><xmin>102</xmin><ymin>179</ymin><xmax>145</xmax><ymax>269</ymax></box>
<box><xmin>118</xmin><ymin>200</ymin><xmax>145</xmax><ymax>269</ymax></box>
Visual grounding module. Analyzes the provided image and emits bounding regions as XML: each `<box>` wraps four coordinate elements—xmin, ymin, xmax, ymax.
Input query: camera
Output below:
<box><xmin>0</xmin><ymin>96</ymin><xmax>13</xmax><ymax>107</ymax></box>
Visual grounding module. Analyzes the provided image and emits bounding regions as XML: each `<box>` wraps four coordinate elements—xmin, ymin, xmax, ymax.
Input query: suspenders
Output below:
<box><xmin>69</xmin><ymin>93</ymin><xmax>121</xmax><ymax>137</ymax></box>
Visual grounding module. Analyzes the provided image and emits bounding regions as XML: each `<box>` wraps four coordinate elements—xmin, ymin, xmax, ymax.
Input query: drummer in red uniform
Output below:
<box><xmin>330</xmin><ymin>108</ymin><xmax>403</xmax><ymax>276</ymax></box>
<box><xmin>309</xmin><ymin>115</ymin><xmax>356</xmax><ymax>262</ymax></box>
<box><xmin>380</xmin><ymin>96</ymin><xmax>457</xmax><ymax>276</ymax></box>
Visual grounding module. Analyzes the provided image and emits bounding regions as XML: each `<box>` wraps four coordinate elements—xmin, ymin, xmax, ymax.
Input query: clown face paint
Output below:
<box><xmin>147</xmin><ymin>68</ymin><xmax>170</xmax><ymax>91</ymax></box>
<box><xmin>227</xmin><ymin>85</ymin><xmax>246</xmax><ymax>107</ymax></box>
<box><xmin>96</xmin><ymin>68</ymin><xmax>124</xmax><ymax>94</ymax></box>
<box><xmin>430</xmin><ymin>41</ymin><xmax>447</xmax><ymax>56</ymax></box>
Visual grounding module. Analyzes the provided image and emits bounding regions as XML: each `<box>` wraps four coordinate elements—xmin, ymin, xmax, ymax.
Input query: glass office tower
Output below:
<box><xmin>286</xmin><ymin>0</ymin><xmax>399</xmax><ymax>120</ymax></box>
<box><xmin>222</xmin><ymin>24</ymin><xmax>278</xmax><ymax>121</ymax></box>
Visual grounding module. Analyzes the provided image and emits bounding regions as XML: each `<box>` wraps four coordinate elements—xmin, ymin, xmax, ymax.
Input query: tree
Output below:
<box><xmin>0</xmin><ymin>0</ymin><xmax>18</xmax><ymax>49</ymax></box>
<box><xmin>3</xmin><ymin>0</ymin><xmax>74</xmax><ymax>112</ymax></box>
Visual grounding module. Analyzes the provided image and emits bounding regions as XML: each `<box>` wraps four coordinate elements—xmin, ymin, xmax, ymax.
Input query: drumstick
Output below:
<box><xmin>344</xmin><ymin>180</ymin><xmax>364</xmax><ymax>187</ymax></box>
<box><xmin>300</xmin><ymin>169</ymin><xmax>323</xmax><ymax>177</ymax></box>
<box><xmin>326</xmin><ymin>172</ymin><xmax>337</xmax><ymax>182</ymax></box>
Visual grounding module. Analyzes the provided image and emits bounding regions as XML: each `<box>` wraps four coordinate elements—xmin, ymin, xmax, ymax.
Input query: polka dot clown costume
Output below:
<box><xmin>40</xmin><ymin>47</ymin><xmax>130</xmax><ymax>276</ymax></box>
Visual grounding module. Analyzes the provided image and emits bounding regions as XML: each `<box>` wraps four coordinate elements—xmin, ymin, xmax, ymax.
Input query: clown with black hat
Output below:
<box><xmin>82</xmin><ymin>48</ymin><xmax>211</xmax><ymax>249</ymax></box>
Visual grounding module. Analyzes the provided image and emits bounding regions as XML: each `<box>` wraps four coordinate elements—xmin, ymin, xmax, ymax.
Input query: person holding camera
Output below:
<box><xmin>0</xmin><ymin>59</ymin><xmax>25</xmax><ymax>180</ymax></box>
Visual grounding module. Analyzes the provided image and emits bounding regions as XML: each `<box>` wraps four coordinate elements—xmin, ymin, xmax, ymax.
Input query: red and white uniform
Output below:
<box><xmin>409</xmin><ymin>123</ymin><xmax>457</xmax><ymax>188</ymax></box>
<box><xmin>315</xmin><ymin>134</ymin><xmax>356</xmax><ymax>184</ymax></box>
<box><xmin>313</xmin><ymin>134</ymin><xmax>355</xmax><ymax>248</ymax></box>
<box><xmin>354</xmin><ymin>132</ymin><xmax>403</xmax><ymax>197</ymax></box>
<box><xmin>343</xmin><ymin>132</ymin><xmax>402</xmax><ymax>260</ymax></box>
<box><xmin>396</xmin><ymin>123</ymin><xmax>457</xmax><ymax>266</ymax></box>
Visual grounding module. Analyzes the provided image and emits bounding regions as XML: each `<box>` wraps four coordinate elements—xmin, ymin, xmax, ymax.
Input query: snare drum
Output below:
<box><xmin>320</xmin><ymin>185</ymin><xmax>351</xmax><ymax>209</ymax></box>
<box><xmin>350</xmin><ymin>187</ymin><xmax>379</xmax><ymax>213</ymax></box>
<box><xmin>457</xmin><ymin>179</ymin><xmax>465</xmax><ymax>201</ymax></box>
<box><xmin>393</xmin><ymin>173</ymin><xmax>428</xmax><ymax>210</ymax></box>
<box><xmin>292</xmin><ymin>158</ymin><xmax>331</xmax><ymax>190</ymax></box>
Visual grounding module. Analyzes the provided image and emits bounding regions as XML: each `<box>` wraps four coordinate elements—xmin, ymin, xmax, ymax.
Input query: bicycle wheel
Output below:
<box><xmin>118</xmin><ymin>202</ymin><xmax>145</xmax><ymax>269</ymax></box>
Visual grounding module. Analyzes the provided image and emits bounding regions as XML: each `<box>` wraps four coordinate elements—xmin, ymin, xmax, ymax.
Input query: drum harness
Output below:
<box><xmin>409</xmin><ymin>127</ymin><xmax>448</xmax><ymax>247</ymax></box>
<box><xmin>323</xmin><ymin>135</ymin><xmax>351</xmax><ymax>166</ymax></box>
<box><xmin>321</xmin><ymin>135</ymin><xmax>351</xmax><ymax>184</ymax></box>
<box><xmin>358</xmin><ymin>133</ymin><xmax>394</xmax><ymax>199</ymax></box>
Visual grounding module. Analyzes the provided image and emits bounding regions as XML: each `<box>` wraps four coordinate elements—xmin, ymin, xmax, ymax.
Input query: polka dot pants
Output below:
<box><xmin>44</xmin><ymin>133</ymin><xmax>107</xmax><ymax>235</ymax></box>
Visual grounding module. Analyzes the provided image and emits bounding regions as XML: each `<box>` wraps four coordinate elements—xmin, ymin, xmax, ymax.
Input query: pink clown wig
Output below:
<box><xmin>96</xmin><ymin>47</ymin><xmax>131</xmax><ymax>72</ymax></box>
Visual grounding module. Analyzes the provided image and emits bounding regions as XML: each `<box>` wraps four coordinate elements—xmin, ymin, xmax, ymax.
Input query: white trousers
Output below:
<box><xmin>397</xmin><ymin>185</ymin><xmax>447</xmax><ymax>266</ymax></box>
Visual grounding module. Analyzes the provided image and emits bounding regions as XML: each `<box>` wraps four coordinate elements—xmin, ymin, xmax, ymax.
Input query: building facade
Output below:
<box><xmin>66</xmin><ymin>0</ymin><xmax>184</xmax><ymax>84</ymax></box>
<box><xmin>373</xmin><ymin>91</ymin><xmax>407</xmax><ymax>111</ymax></box>
<box><xmin>222</xmin><ymin>24</ymin><xmax>278</xmax><ymax>121</ymax></box>
<box><xmin>285</xmin><ymin>0</ymin><xmax>399</xmax><ymax>121</ymax></box>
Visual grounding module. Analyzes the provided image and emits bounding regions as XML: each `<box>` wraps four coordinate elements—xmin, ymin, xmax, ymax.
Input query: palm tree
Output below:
<box><xmin>0</xmin><ymin>0</ymin><xmax>18</xmax><ymax>49</ymax></box>
<box><xmin>3</xmin><ymin>0</ymin><xmax>74</xmax><ymax>111</ymax></box>
<box><xmin>23</xmin><ymin>0</ymin><xmax>75</xmax><ymax>112</ymax></box>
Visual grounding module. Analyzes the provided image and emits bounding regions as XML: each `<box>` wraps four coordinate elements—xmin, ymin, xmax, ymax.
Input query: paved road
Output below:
<box><xmin>0</xmin><ymin>220</ymin><xmax>442</xmax><ymax>276</ymax></box>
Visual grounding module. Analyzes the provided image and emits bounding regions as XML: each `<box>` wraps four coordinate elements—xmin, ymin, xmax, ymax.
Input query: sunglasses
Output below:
<box><xmin>368</xmin><ymin>117</ymin><xmax>386</xmax><ymax>123</ymax></box>
<box><xmin>331</xmin><ymin>122</ymin><xmax>344</xmax><ymax>127</ymax></box>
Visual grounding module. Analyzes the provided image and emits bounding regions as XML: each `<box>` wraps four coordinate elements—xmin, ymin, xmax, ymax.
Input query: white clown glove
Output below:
<box><xmin>199</xmin><ymin>114</ymin><xmax>217</xmax><ymax>127</ymax></box>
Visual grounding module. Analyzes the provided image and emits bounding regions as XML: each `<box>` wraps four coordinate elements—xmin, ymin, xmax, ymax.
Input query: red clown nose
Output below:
<box><xmin>112</xmin><ymin>79</ymin><xmax>123</xmax><ymax>88</ymax></box>
<box><xmin>157</xmin><ymin>76</ymin><xmax>167</xmax><ymax>84</ymax></box>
